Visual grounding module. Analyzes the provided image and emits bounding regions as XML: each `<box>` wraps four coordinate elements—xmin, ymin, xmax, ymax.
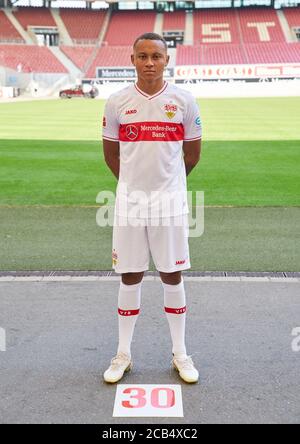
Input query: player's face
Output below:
<box><xmin>131</xmin><ymin>39</ymin><xmax>169</xmax><ymax>82</ymax></box>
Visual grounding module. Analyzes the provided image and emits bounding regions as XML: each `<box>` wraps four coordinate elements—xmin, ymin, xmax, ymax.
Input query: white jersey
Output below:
<box><xmin>102</xmin><ymin>81</ymin><xmax>202</xmax><ymax>218</ymax></box>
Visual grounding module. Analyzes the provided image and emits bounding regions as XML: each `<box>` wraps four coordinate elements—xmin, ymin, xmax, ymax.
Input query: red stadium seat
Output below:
<box><xmin>194</xmin><ymin>9</ymin><xmax>241</xmax><ymax>44</ymax></box>
<box><xmin>13</xmin><ymin>6</ymin><xmax>56</xmax><ymax>29</ymax></box>
<box><xmin>61</xmin><ymin>46</ymin><xmax>95</xmax><ymax>70</ymax></box>
<box><xmin>283</xmin><ymin>7</ymin><xmax>300</xmax><ymax>29</ymax></box>
<box><xmin>104</xmin><ymin>11</ymin><xmax>156</xmax><ymax>46</ymax></box>
<box><xmin>244</xmin><ymin>42</ymin><xmax>300</xmax><ymax>64</ymax></box>
<box><xmin>238</xmin><ymin>8</ymin><xmax>285</xmax><ymax>43</ymax></box>
<box><xmin>176</xmin><ymin>41</ymin><xmax>300</xmax><ymax>65</ymax></box>
<box><xmin>163</xmin><ymin>11</ymin><xmax>185</xmax><ymax>31</ymax></box>
<box><xmin>1</xmin><ymin>6</ymin><xmax>299</xmax><ymax>74</ymax></box>
<box><xmin>0</xmin><ymin>10</ymin><xmax>24</xmax><ymax>43</ymax></box>
<box><xmin>86</xmin><ymin>46</ymin><xmax>132</xmax><ymax>77</ymax></box>
<box><xmin>0</xmin><ymin>44</ymin><xmax>67</xmax><ymax>73</ymax></box>
<box><xmin>176</xmin><ymin>44</ymin><xmax>245</xmax><ymax>65</ymax></box>
<box><xmin>59</xmin><ymin>8</ymin><xmax>106</xmax><ymax>44</ymax></box>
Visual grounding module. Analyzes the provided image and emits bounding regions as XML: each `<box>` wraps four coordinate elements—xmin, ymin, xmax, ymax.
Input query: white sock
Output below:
<box><xmin>117</xmin><ymin>281</ymin><xmax>142</xmax><ymax>357</ymax></box>
<box><xmin>163</xmin><ymin>279</ymin><xmax>187</xmax><ymax>358</ymax></box>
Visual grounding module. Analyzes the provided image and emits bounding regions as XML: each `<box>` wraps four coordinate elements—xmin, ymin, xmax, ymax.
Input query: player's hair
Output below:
<box><xmin>133</xmin><ymin>33</ymin><xmax>167</xmax><ymax>51</ymax></box>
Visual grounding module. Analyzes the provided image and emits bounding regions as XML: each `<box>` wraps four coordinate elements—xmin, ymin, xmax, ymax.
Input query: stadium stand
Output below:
<box><xmin>283</xmin><ymin>7</ymin><xmax>300</xmax><ymax>29</ymax></box>
<box><xmin>176</xmin><ymin>43</ymin><xmax>246</xmax><ymax>65</ymax></box>
<box><xmin>0</xmin><ymin>6</ymin><xmax>300</xmax><ymax>75</ymax></box>
<box><xmin>103</xmin><ymin>11</ymin><xmax>156</xmax><ymax>45</ymax></box>
<box><xmin>175</xmin><ymin>45</ymin><xmax>201</xmax><ymax>65</ymax></box>
<box><xmin>86</xmin><ymin>46</ymin><xmax>132</xmax><ymax>77</ymax></box>
<box><xmin>59</xmin><ymin>8</ymin><xmax>107</xmax><ymax>44</ymax></box>
<box><xmin>163</xmin><ymin>11</ymin><xmax>185</xmax><ymax>31</ymax></box>
<box><xmin>244</xmin><ymin>42</ymin><xmax>300</xmax><ymax>63</ymax></box>
<box><xmin>60</xmin><ymin>45</ymin><xmax>95</xmax><ymax>70</ymax></box>
<box><xmin>13</xmin><ymin>6</ymin><xmax>56</xmax><ymax>29</ymax></box>
<box><xmin>176</xmin><ymin>42</ymin><xmax>300</xmax><ymax>65</ymax></box>
<box><xmin>0</xmin><ymin>10</ymin><xmax>24</xmax><ymax>43</ymax></box>
<box><xmin>0</xmin><ymin>44</ymin><xmax>67</xmax><ymax>72</ymax></box>
<box><xmin>201</xmin><ymin>44</ymin><xmax>246</xmax><ymax>64</ymax></box>
<box><xmin>193</xmin><ymin>9</ymin><xmax>241</xmax><ymax>44</ymax></box>
<box><xmin>238</xmin><ymin>8</ymin><xmax>285</xmax><ymax>43</ymax></box>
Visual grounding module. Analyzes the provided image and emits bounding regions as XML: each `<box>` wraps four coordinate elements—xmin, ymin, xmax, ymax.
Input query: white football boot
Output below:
<box><xmin>103</xmin><ymin>352</ymin><xmax>133</xmax><ymax>383</ymax></box>
<box><xmin>172</xmin><ymin>355</ymin><xmax>199</xmax><ymax>383</ymax></box>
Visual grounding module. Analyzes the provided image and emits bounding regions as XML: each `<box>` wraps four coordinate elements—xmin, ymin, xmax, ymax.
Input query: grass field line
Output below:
<box><xmin>1</xmin><ymin>204</ymin><xmax>299</xmax><ymax>209</ymax></box>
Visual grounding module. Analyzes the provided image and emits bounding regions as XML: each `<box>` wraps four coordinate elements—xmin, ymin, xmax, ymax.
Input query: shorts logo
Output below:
<box><xmin>175</xmin><ymin>260</ymin><xmax>186</xmax><ymax>265</ymax></box>
<box><xmin>125</xmin><ymin>109</ymin><xmax>137</xmax><ymax>115</ymax></box>
<box><xmin>164</xmin><ymin>103</ymin><xmax>177</xmax><ymax>119</ymax></box>
<box><xmin>103</xmin><ymin>116</ymin><xmax>106</xmax><ymax>128</ymax></box>
<box><xmin>112</xmin><ymin>249</ymin><xmax>118</xmax><ymax>266</ymax></box>
<box><xmin>126</xmin><ymin>124</ymin><xmax>139</xmax><ymax>141</ymax></box>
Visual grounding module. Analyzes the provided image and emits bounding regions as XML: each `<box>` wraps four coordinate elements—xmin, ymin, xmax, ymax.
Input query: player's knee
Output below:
<box><xmin>159</xmin><ymin>271</ymin><xmax>182</xmax><ymax>285</ymax></box>
<box><xmin>121</xmin><ymin>272</ymin><xmax>144</xmax><ymax>285</ymax></box>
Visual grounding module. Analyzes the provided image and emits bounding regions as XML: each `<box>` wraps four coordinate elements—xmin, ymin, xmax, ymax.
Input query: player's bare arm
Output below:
<box><xmin>183</xmin><ymin>139</ymin><xmax>202</xmax><ymax>176</ymax></box>
<box><xmin>103</xmin><ymin>139</ymin><xmax>120</xmax><ymax>179</ymax></box>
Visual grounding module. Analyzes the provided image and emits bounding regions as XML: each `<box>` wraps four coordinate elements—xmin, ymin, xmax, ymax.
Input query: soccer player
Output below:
<box><xmin>102</xmin><ymin>33</ymin><xmax>202</xmax><ymax>384</ymax></box>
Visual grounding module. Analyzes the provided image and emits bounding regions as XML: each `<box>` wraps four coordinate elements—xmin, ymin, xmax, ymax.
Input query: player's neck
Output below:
<box><xmin>136</xmin><ymin>78</ymin><xmax>165</xmax><ymax>96</ymax></box>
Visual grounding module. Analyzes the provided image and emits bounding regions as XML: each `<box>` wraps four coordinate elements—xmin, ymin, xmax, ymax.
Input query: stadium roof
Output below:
<box><xmin>10</xmin><ymin>0</ymin><xmax>300</xmax><ymax>8</ymax></box>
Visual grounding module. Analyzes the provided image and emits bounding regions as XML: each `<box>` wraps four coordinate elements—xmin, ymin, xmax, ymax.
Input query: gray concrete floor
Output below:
<box><xmin>0</xmin><ymin>279</ymin><xmax>299</xmax><ymax>424</ymax></box>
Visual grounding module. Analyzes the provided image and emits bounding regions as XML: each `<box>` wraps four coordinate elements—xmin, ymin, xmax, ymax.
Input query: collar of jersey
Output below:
<box><xmin>134</xmin><ymin>81</ymin><xmax>168</xmax><ymax>100</ymax></box>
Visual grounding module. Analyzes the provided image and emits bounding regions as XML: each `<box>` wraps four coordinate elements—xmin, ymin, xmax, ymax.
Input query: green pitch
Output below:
<box><xmin>0</xmin><ymin>97</ymin><xmax>299</xmax><ymax>271</ymax></box>
<box><xmin>0</xmin><ymin>97</ymin><xmax>299</xmax><ymax>206</ymax></box>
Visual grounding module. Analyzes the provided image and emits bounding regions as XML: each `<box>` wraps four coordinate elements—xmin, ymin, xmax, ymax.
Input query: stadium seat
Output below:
<box><xmin>0</xmin><ymin>44</ymin><xmax>67</xmax><ymax>73</ymax></box>
<box><xmin>86</xmin><ymin>46</ymin><xmax>132</xmax><ymax>77</ymax></box>
<box><xmin>61</xmin><ymin>46</ymin><xmax>95</xmax><ymax>71</ymax></box>
<box><xmin>13</xmin><ymin>6</ymin><xmax>56</xmax><ymax>29</ymax></box>
<box><xmin>176</xmin><ymin>44</ymin><xmax>245</xmax><ymax>65</ymax></box>
<box><xmin>0</xmin><ymin>10</ymin><xmax>24</xmax><ymax>43</ymax></box>
<box><xmin>163</xmin><ymin>11</ymin><xmax>185</xmax><ymax>31</ymax></box>
<box><xmin>1</xmin><ymin>6</ymin><xmax>300</xmax><ymax>75</ymax></box>
<box><xmin>283</xmin><ymin>7</ymin><xmax>300</xmax><ymax>30</ymax></box>
<box><xmin>59</xmin><ymin>8</ymin><xmax>106</xmax><ymax>44</ymax></box>
<box><xmin>104</xmin><ymin>11</ymin><xmax>156</xmax><ymax>46</ymax></box>
<box><xmin>193</xmin><ymin>9</ymin><xmax>241</xmax><ymax>44</ymax></box>
<box><xmin>238</xmin><ymin>8</ymin><xmax>285</xmax><ymax>43</ymax></box>
<box><xmin>244</xmin><ymin>42</ymin><xmax>300</xmax><ymax>64</ymax></box>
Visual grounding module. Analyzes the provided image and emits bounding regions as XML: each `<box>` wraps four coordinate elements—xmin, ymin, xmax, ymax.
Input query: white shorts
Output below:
<box><xmin>112</xmin><ymin>214</ymin><xmax>191</xmax><ymax>274</ymax></box>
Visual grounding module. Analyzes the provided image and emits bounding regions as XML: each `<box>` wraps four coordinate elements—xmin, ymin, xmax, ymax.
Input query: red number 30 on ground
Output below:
<box><xmin>113</xmin><ymin>384</ymin><xmax>183</xmax><ymax>417</ymax></box>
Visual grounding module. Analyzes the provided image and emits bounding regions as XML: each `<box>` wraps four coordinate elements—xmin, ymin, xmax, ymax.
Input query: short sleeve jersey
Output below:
<box><xmin>102</xmin><ymin>82</ymin><xmax>202</xmax><ymax>218</ymax></box>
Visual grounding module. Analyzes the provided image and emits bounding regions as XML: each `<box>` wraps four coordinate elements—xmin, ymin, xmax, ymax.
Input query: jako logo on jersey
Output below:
<box><xmin>195</xmin><ymin>116</ymin><xmax>201</xmax><ymax>126</ymax></box>
<box><xmin>103</xmin><ymin>116</ymin><xmax>106</xmax><ymax>128</ymax></box>
<box><xmin>176</xmin><ymin>260</ymin><xmax>186</xmax><ymax>265</ymax></box>
<box><xmin>126</xmin><ymin>125</ymin><xmax>139</xmax><ymax>141</ymax></box>
<box><xmin>164</xmin><ymin>103</ymin><xmax>177</xmax><ymax>119</ymax></box>
<box><xmin>125</xmin><ymin>109</ymin><xmax>137</xmax><ymax>115</ymax></box>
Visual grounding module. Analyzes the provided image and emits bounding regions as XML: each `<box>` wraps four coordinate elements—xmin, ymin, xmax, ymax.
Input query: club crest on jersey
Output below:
<box><xmin>164</xmin><ymin>103</ymin><xmax>177</xmax><ymax>119</ymax></box>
